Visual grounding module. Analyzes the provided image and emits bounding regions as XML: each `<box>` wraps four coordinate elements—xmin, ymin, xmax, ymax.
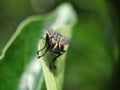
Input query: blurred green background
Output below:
<box><xmin>0</xmin><ymin>0</ymin><xmax>120</xmax><ymax>90</ymax></box>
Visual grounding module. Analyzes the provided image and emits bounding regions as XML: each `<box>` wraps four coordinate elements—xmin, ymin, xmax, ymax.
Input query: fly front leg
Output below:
<box><xmin>50</xmin><ymin>50</ymin><xmax>66</xmax><ymax>70</ymax></box>
<box><xmin>37</xmin><ymin>37</ymin><xmax>46</xmax><ymax>55</ymax></box>
<box><xmin>37</xmin><ymin>46</ymin><xmax>49</xmax><ymax>59</ymax></box>
<box><xmin>37</xmin><ymin>44</ymin><xmax>46</xmax><ymax>55</ymax></box>
<box><xmin>50</xmin><ymin>52</ymin><xmax>61</xmax><ymax>69</ymax></box>
<box><xmin>37</xmin><ymin>33</ymin><xmax>49</xmax><ymax>58</ymax></box>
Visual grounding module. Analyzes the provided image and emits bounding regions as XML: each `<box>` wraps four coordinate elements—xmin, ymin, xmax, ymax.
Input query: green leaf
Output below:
<box><xmin>0</xmin><ymin>15</ymin><xmax>46</xmax><ymax>90</ymax></box>
<box><xmin>0</xmin><ymin>2</ymin><xmax>77</xmax><ymax>90</ymax></box>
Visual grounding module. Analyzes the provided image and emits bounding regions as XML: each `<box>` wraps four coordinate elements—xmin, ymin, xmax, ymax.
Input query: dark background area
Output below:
<box><xmin>109</xmin><ymin>0</ymin><xmax>120</xmax><ymax>90</ymax></box>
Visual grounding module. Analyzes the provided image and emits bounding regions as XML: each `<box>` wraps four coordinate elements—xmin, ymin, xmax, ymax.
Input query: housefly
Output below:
<box><xmin>37</xmin><ymin>23</ymin><xmax>69</xmax><ymax>69</ymax></box>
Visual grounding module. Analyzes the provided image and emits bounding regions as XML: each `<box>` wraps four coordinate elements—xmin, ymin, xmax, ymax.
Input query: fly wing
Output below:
<box><xmin>45</xmin><ymin>22</ymin><xmax>54</xmax><ymax>35</ymax></box>
<box><xmin>61</xmin><ymin>36</ymin><xmax>70</xmax><ymax>45</ymax></box>
<box><xmin>45</xmin><ymin>23</ymin><xmax>63</xmax><ymax>37</ymax></box>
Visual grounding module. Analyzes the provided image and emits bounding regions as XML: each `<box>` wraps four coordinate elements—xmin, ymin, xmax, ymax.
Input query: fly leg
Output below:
<box><xmin>37</xmin><ymin>42</ymin><xmax>46</xmax><ymax>55</ymax></box>
<box><xmin>37</xmin><ymin>34</ymin><xmax>49</xmax><ymax>58</ymax></box>
<box><xmin>37</xmin><ymin>46</ymin><xmax>49</xmax><ymax>58</ymax></box>
<box><xmin>37</xmin><ymin>37</ymin><xmax>46</xmax><ymax>55</ymax></box>
<box><xmin>50</xmin><ymin>52</ymin><xmax>61</xmax><ymax>69</ymax></box>
<box><xmin>50</xmin><ymin>50</ymin><xmax>65</xmax><ymax>69</ymax></box>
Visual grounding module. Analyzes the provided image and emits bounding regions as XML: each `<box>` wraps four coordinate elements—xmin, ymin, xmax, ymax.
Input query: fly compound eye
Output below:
<box><xmin>50</xmin><ymin>40</ymin><xmax>57</xmax><ymax>49</ymax></box>
<box><xmin>60</xmin><ymin>42</ymin><xmax>64</xmax><ymax>50</ymax></box>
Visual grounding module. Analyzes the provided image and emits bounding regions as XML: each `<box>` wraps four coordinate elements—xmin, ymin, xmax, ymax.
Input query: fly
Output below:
<box><xmin>37</xmin><ymin>23</ymin><xmax>69</xmax><ymax>69</ymax></box>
